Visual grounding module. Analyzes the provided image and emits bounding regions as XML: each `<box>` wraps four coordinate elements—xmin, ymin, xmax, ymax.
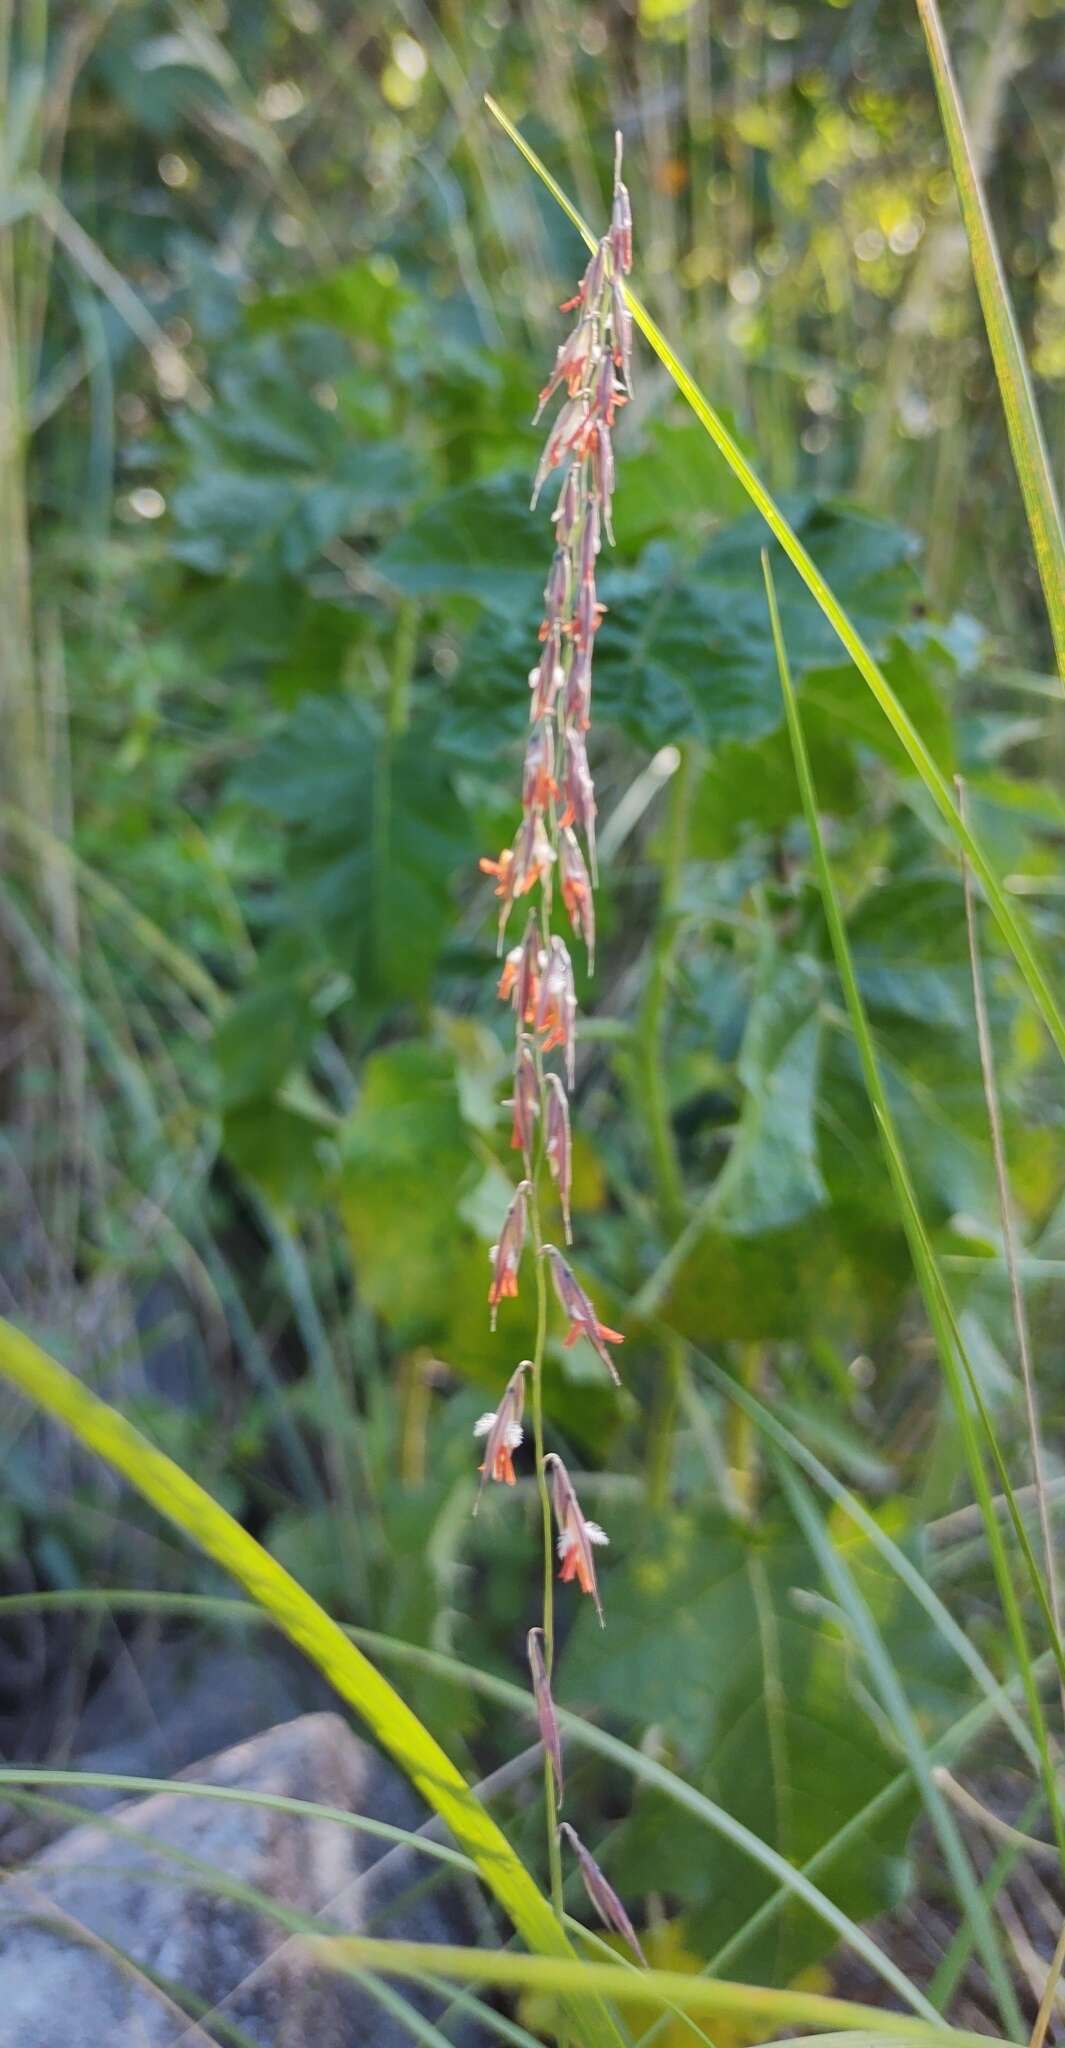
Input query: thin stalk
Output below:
<box><xmin>725</xmin><ymin>1343</ymin><xmax>763</xmax><ymax>1521</ymax></box>
<box><xmin>929</xmin><ymin>1799</ymin><xmax>1041</xmax><ymax>2013</ymax></box>
<box><xmin>638</xmin><ymin>743</ymin><xmax>691</xmax><ymax>1235</ymax></box>
<box><xmin>526</xmin><ymin>1047</ymin><xmax>566</xmax><ymax>1929</ymax></box>
<box><xmin>1029</xmin><ymin>1915</ymin><xmax>1065</xmax><ymax>2048</ymax></box>
<box><xmin>762</xmin><ymin>551</ymin><xmax>1065</xmax><ymax>1878</ymax></box>
<box><xmin>639</xmin><ymin>742</ymin><xmax>693</xmax><ymax>1509</ymax></box>
<box><xmin>483</xmin><ymin>95</ymin><xmax>1065</xmax><ymax>1071</ymax></box>
<box><xmin>958</xmin><ymin>776</ymin><xmax>1064</xmax><ymax>1714</ymax></box>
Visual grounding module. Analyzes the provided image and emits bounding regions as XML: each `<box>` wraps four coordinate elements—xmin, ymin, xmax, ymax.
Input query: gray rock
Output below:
<box><xmin>0</xmin><ymin>1712</ymin><xmax>488</xmax><ymax>2047</ymax></box>
<box><xmin>0</xmin><ymin>1629</ymin><xmax>338</xmax><ymax>1861</ymax></box>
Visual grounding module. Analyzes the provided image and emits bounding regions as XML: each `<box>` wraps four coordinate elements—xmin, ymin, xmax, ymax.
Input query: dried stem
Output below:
<box><xmin>1029</xmin><ymin>1911</ymin><xmax>1065</xmax><ymax>2048</ymax></box>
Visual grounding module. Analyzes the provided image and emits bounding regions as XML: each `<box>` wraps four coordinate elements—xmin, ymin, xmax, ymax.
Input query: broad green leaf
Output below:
<box><xmin>339</xmin><ymin>1042</ymin><xmax>476</xmax><ymax>1329</ymax></box>
<box><xmin>803</xmin><ymin>633</ymin><xmax>955</xmax><ymax>780</ymax></box>
<box><xmin>247</xmin><ymin>257</ymin><xmax>414</xmax><ymax>348</ymax></box>
<box><xmin>0</xmin><ymin>1320</ymin><xmax>626</xmax><ymax>2048</ymax></box>
<box><xmin>437</xmin><ymin>495</ymin><xmax>932</xmax><ymax>759</ymax></box>
<box><xmin>378</xmin><ymin>471</ymin><xmax>546</xmax><ymax>611</ymax></box>
<box><xmin>663</xmin><ymin>1213</ymin><xmax>906</xmax><ymax>1348</ymax></box>
<box><xmin>234</xmin><ymin>696</ymin><xmax>471</xmax><ymax>1004</ymax></box>
<box><xmin>620</xmin><ymin>415</ymin><xmax>753</xmax><ymax>545</ymax></box>
<box><xmin>213</xmin><ymin>930</ymin><xmax>336</xmax><ymax>1109</ymax></box>
<box><xmin>710</xmin><ymin>956</ymin><xmax>827</xmax><ymax>1234</ymax></box>
<box><xmin>687</xmin><ymin>718</ymin><xmax>860</xmax><ymax>859</ymax></box>
<box><xmin>222</xmin><ymin>1096</ymin><xmax>333</xmax><ymax>1210</ymax></box>
<box><xmin>172</xmin><ymin>341</ymin><xmax>421</xmax><ymax>578</ymax></box>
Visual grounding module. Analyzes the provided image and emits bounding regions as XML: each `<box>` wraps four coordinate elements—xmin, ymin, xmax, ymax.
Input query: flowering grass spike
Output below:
<box><xmin>545</xmin><ymin>1451</ymin><xmax>610</xmax><ymax>1625</ymax></box>
<box><xmin>472</xmin><ymin>125</ymin><xmax>638</xmax><ymax>1958</ymax></box>
<box><xmin>473</xmin><ymin>1360</ymin><xmax>531</xmax><ymax>1510</ymax></box>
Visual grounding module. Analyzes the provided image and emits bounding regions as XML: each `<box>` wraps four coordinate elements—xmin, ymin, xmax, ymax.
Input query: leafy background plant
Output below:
<box><xmin>2</xmin><ymin>0</ymin><xmax>1065</xmax><ymax>2038</ymax></box>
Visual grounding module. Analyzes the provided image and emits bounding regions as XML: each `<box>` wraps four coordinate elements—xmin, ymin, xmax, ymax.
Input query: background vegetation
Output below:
<box><xmin>3</xmin><ymin>0</ymin><xmax>1065</xmax><ymax>2039</ymax></box>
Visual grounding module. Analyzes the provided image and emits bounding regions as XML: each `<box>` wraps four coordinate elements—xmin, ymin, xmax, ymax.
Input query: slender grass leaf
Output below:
<box><xmin>314</xmin><ymin>1936</ymin><xmax>1014</xmax><ymax>2044</ymax></box>
<box><xmin>776</xmin><ymin>1460</ymin><xmax>1025</xmax><ymax>2040</ymax></box>
<box><xmin>762</xmin><ymin>553</ymin><xmax>1065</xmax><ymax>1876</ymax></box>
<box><xmin>483</xmin><ymin>97</ymin><xmax>1065</xmax><ymax>1068</ymax></box>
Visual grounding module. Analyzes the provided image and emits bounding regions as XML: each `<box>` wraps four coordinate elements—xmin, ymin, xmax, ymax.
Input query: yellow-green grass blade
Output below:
<box><xmin>0</xmin><ymin>1318</ymin><xmax>627</xmax><ymax>2048</ymax></box>
<box><xmin>313</xmin><ymin>1936</ymin><xmax>1019</xmax><ymax>2046</ymax></box>
<box><xmin>482</xmin><ymin>96</ymin><xmax>1065</xmax><ymax>1069</ymax></box>
<box><xmin>913</xmin><ymin>0</ymin><xmax>1065</xmax><ymax>687</ymax></box>
<box><xmin>763</xmin><ymin>553</ymin><xmax>1065</xmax><ymax>1879</ymax></box>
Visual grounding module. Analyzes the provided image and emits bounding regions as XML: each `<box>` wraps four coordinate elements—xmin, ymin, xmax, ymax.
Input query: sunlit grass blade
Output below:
<box><xmin>0</xmin><ymin>1317</ymin><xmax>627</xmax><ymax>2048</ymax></box>
<box><xmin>762</xmin><ymin>552</ymin><xmax>1065</xmax><ymax>1879</ymax></box>
<box><xmin>776</xmin><ymin>1458</ymin><xmax>1025</xmax><ymax>2040</ymax></box>
<box><xmin>913</xmin><ymin>0</ymin><xmax>1065</xmax><ymax>686</ymax></box>
<box><xmin>483</xmin><ymin>95</ymin><xmax>1065</xmax><ymax>1069</ymax></box>
<box><xmin>314</xmin><ymin>1935</ymin><xmax>1021</xmax><ymax>2045</ymax></box>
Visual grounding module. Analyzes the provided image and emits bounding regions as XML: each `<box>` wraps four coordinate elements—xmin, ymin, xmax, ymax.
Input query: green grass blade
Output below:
<box><xmin>0</xmin><ymin>1583</ymin><xmax>944</xmax><ymax>2020</ymax></box>
<box><xmin>3</xmin><ymin>1577</ymin><xmax>1054</xmax><ymax>2028</ymax></box>
<box><xmin>483</xmin><ymin>96</ymin><xmax>1065</xmax><ymax>1069</ymax></box>
<box><xmin>913</xmin><ymin>0</ymin><xmax>1065</xmax><ymax>685</ymax></box>
<box><xmin>869</xmin><ymin>1113</ymin><xmax>1065</xmax><ymax>1696</ymax></box>
<box><xmin>0</xmin><ymin>1768</ymin><xmax>477</xmax><ymax>1876</ymax></box>
<box><xmin>0</xmin><ymin>1318</ymin><xmax>627</xmax><ymax>2048</ymax></box>
<box><xmin>762</xmin><ymin>552</ymin><xmax>1065</xmax><ymax>1878</ymax></box>
<box><xmin>3</xmin><ymin>1782</ymin><xmax>519</xmax><ymax>2048</ymax></box>
<box><xmin>313</xmin><ymin>1936</ymin><xmax>1020</xmax><ymax>2046</ymax></box>
<box><xmin>686</xmin><ymin>1359</ymin><xmax>1038</xmax><ymax>1770</ymax></box>
<box><xmin>776</xmin><ymin>1458</ymin><xmax>1025</xmax><ymax>2040</ymax></box>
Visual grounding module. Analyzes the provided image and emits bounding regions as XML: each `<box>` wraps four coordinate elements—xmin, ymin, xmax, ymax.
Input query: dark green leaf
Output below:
<box><xmin>234</xmin><ymin>695</ymin><xmax>472</xmax><ymax>1004</ymax></box>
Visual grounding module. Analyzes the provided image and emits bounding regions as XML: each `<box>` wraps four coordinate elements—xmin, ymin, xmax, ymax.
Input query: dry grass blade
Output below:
<box><xmin>1028</xmin><ymin>1915</ymin><xmax>1065</xmax><ymax>2048</ymax></box>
